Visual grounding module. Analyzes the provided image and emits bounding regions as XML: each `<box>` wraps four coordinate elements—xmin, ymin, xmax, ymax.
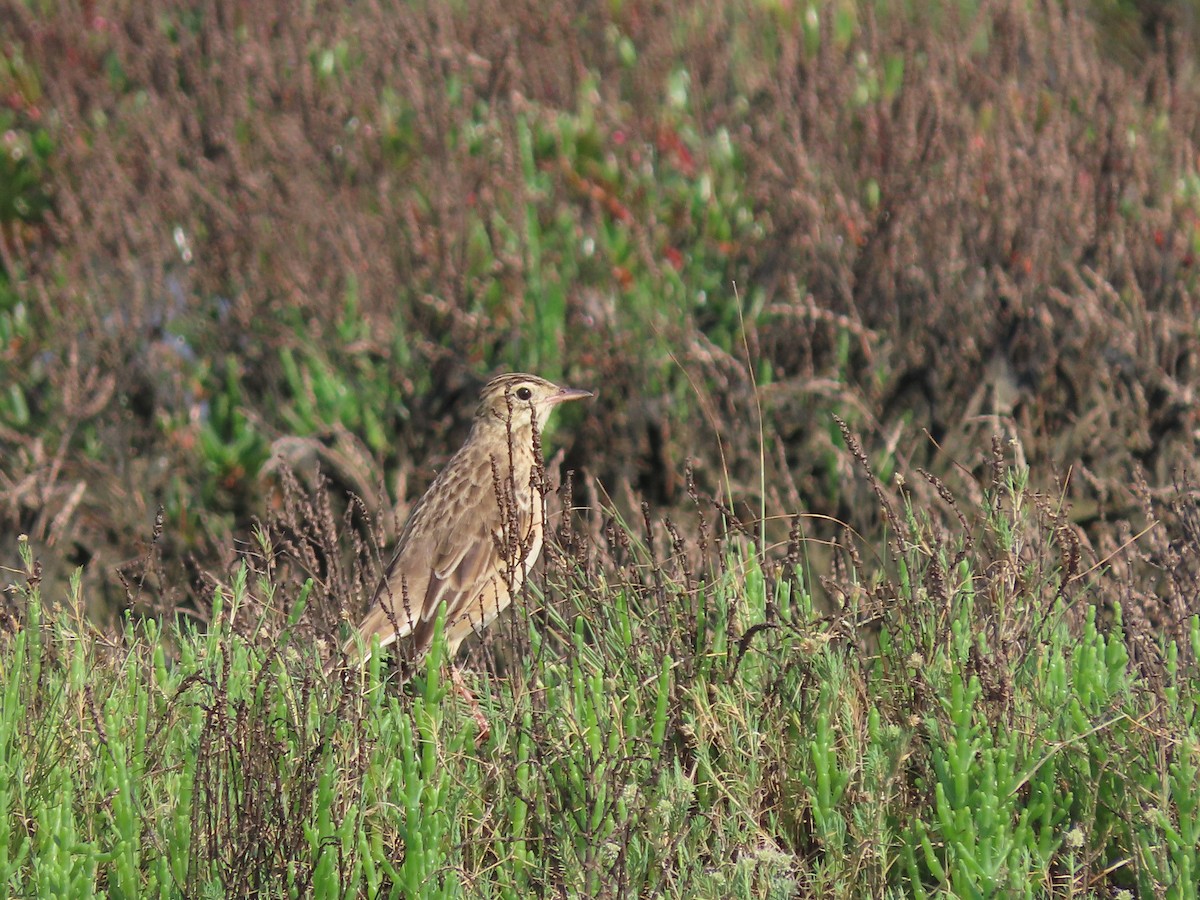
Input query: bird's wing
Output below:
<box><xmin>352</xmin><ymin>449</ymin><xmax>536</xmax><ymax>660</ymax></box>
<box><xmin>417</xmin><ymin>456</ymin><xmax>544</xmax><ymax>644</ymax></box>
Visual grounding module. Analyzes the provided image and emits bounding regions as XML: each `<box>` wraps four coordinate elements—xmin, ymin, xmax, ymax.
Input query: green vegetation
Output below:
<box><xmin>2</xmin><ymin>464</ymin><xmax>1198</xmax><ymax>896</ymax></box>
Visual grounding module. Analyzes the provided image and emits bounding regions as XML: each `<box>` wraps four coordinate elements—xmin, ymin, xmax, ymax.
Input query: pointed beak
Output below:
<box><xmin>549</xmin><ymin>385</ymin><xmax>593</xmax><ymax>405</ymax></box>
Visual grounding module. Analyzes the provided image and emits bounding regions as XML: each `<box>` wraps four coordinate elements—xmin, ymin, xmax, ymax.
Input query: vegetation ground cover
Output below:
<box><xmin>2</xmin><ymin>0</ymin><xmax>1200</xmax><ymax>895</ymax></box>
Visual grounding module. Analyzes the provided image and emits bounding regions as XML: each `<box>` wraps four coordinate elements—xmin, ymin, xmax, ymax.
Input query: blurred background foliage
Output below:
<box><xmin>2</xmin><ymin>0</ymin><xmax>1200</xmax><ymax>623</ymax></box>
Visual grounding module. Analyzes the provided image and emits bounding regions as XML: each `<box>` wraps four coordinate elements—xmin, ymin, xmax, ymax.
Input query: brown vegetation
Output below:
<box><xmin>2</xmin><ymin>0</ymin><xmax>1199</xmax><ymax>650</ymax></box>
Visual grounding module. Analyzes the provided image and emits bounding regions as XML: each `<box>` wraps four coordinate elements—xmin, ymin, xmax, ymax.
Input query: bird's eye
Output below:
<box><xmin>516</xmin><ymin>387</ymin><xmax>532</xmax><ymax>401</ymax></box>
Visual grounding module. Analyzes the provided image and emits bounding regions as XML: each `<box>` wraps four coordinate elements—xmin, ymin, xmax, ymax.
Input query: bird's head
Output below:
<box><xmin>475</xmin><ymin>373</ymin><xmax>593</xmax><ymax>437</ymax></box>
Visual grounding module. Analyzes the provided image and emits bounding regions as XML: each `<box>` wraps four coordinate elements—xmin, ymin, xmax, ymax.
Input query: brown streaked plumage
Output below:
<box><xmin>345</xmin><ymin>373</ymin><xmax>591</xmax><ymax>674</ymax></box>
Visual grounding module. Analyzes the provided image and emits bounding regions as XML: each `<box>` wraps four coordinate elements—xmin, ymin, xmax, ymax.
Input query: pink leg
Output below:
<box><xmin>449</xmin><ymin>664</ymin><xmax>491</xmax><ymax>743</ymax></box>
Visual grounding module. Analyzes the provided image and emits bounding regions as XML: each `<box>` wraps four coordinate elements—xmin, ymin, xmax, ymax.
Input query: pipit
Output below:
<box><xmin>341</xmin><ymin>373</ymin><xmax>591</xmax><ymax>711</ymax></box>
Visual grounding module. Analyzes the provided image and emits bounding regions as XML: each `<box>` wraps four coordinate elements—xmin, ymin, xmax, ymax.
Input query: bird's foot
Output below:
<box><xmin>450</xmin><ymin>664</ymin><xmax>491</xmax><ymax>746</ymax></box>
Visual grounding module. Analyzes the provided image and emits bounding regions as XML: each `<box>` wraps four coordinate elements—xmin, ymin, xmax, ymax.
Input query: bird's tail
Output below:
<box><xmin>323</xmin><ymin>621</ymin><xmax>407</xmax><ymax>680</ymax></box>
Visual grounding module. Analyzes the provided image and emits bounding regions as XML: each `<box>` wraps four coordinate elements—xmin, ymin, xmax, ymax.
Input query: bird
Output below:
<box><xmin>338</xmin><ymin>373</ymin><xmax>592</xmax><ymax>704</ymax></box>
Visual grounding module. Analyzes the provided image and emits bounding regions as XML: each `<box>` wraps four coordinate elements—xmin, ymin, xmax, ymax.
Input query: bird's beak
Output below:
<box><xmin>550</xmin><ymin>385</ymin><xmax>593</xmax><ymax>405</ymax></box>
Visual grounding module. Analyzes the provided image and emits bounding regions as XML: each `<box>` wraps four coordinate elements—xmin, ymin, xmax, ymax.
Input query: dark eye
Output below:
<box><xmin>516</xmin><ymin>387</ymin><xmax>532</xmax><ymax>401</ymax></box>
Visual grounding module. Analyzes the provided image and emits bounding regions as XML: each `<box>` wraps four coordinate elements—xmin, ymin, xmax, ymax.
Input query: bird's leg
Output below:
<box><xmin>450</xmin><ymin>663</ymin><xmax>491</xmax><ymax>743</ymax></box>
